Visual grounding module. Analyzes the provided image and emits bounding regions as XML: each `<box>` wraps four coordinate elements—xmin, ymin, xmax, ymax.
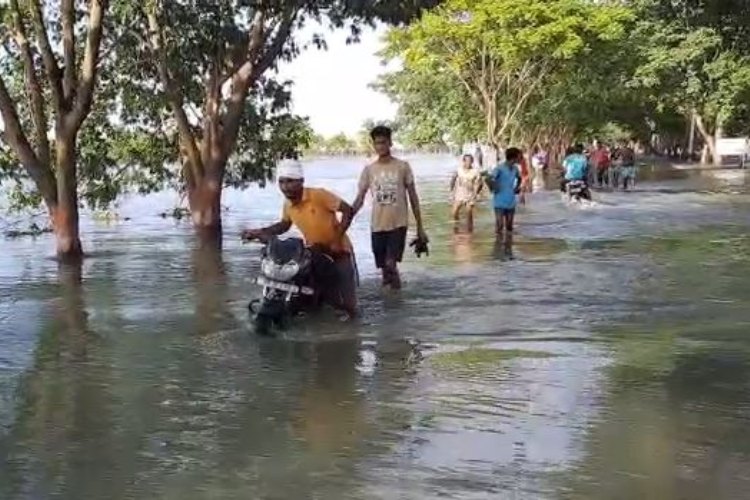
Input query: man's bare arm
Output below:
<box><xmin>351</xmin><ymin>186</ymin><xmax>368</xmax><ymax>216</ymax></box>
<box><xmin>407</xmin><ymin>183</ymin><xmax>427</xmax><ymax>240</ymax></box>
<box><xmin>241</xmin><ymin>220</ymin><xmax>291</xmax><ymax>241</ymax></box>
<box><xmin>263</xmin><ymin>220</ymin><xmax>292</xmax><ymax>236</ymax></box>
<box><xmin>338</xmin><ymin>200</ymin><xmax>355</xmax><ymax>234</ymax></box>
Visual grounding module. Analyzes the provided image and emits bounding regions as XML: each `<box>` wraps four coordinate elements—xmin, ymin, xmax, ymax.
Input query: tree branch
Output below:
<box><xmin>693</xmin><ymin>111</ymin><xmax>716</xmax><ymax>157</ymax></box>
<box><xmin>0</xmin><ymin>75</ymin><xmax>57</xmax><ymax>207</ymax></box>
<box><xmin>220</xmin><ymin>9</ymin><xmax>298</xmax><ymax>166</ymax></box>
<box><xmin>27</xmin><ymin>0</ymin><xmax>63</xmax><ymax>112</ymax></box>
<box><xmin>61</xmin><ymin>0</ymin><xmax>77</xmax><ymax>100</ymax></box>
<box><xmin>145</xmin><ymin>3</ymin><xmax>203</xmax><ymax>181</ymax></box>
<box><xmin>249</xmin><ymin>14</ymin><xmax>297</xmax><ymax>81</ymax></box>
<box><xmin>69</xmin><ymin>0</ymin><xmax>108</xmax><ymax>130</ymax></box>
<box><xmin>233</xmin><ymin>10</ymin><xmax>268</xmax><ymax>84</ymax></box>
<box><xmin>9</xmin><ymin>0</ymin><xmax>51</xmax><ymax>167</ymax></box>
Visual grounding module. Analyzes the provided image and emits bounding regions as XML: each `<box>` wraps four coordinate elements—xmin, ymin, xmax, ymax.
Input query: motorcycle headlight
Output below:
<box><xmin>261</xmin><ymin>259</ymin><xmax>300</xmax><ymax>281</ymax></box>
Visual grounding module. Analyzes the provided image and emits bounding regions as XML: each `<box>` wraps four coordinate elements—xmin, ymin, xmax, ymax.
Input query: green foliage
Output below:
<box><xmin>379</xmin><ymin>0</ymin><xmax>634</xmax><ymax>150</ymax></box>
<box><xmin>108</xmin><ymin>0</ymin><xmax>443</xmax><ymax>190</ymax></box>
<box><xmin>230</xmin><ymin>102</ymin><xmax>314</xmax><ymax>188</ymax></box>
<box><xmin>380</xmin><ymin>0</ymin><xmax>750</xmax><ymax>158</ymax></box>
<box><xmin>375</xmin><ymin>69</ymin><xmax>480</xmax><ymax>146</ymax></box>
<box><xmin>303</xmin><ymin>132</ymin><xmax>357</xmax><ymax>155</ymax></box>
<box><xmin>632</xmin><ymin>18</ymin><xmax>750</xmax><ymax>122</ymax></box>
<box><xmin>1</xmin><ymin>0</ymin><xmax>442</xmax><ymax>215</ymax></box>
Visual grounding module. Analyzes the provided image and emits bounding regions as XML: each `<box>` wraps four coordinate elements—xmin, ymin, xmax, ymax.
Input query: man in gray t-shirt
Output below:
<box><xmin>352</xmin><ymin>126</ymin><xmax>428</xmax><ymax>290</ymax></box>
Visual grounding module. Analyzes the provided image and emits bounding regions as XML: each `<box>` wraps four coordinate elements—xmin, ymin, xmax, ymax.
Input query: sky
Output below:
<box><xmin>0</xmin><ymin>22</ymin><xmax>399</xmax><ymax>138</ymax></box>
<box><xmin>275</xmin><ymin>23</ymin><xmax>399</xmax><ymax>137</ymax></box>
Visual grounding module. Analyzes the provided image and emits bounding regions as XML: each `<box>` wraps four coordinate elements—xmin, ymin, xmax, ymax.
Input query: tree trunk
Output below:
<box><xmin>187</xmin><ymin>169</ymin><xmax>223</xmax><ymax>241</ymax></box>
<box><xmin>52</xmin><ymin>134</ymin><xmax>83</xmax><ymax>261</ymax></box>
<box><xmin>686</xmin><ymin>112</ymin><xmax>696</xmax><ymax>159</ymax></box>
<box><xmin>712</xmin><ymin>122</ymin><xmax>724</xmax><ymax>166</ymax></box>
<box><xmin>694</xmin><ymin>113</ymin><xmax>717</xmax><ymax>166</ymax></box>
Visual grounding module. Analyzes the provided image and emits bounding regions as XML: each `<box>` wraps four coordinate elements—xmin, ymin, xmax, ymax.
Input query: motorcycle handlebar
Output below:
<box><xmin>241</xmin><ymin>234</ymin><xmax>270</xmax><ymax>244</ymax></box>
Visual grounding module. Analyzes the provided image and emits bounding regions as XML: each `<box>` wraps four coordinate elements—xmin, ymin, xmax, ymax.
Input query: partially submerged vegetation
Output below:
<box><xmin>428</xmin><ymin>347</ymin><xmax>556</xmax><ymax>374</ymax></box>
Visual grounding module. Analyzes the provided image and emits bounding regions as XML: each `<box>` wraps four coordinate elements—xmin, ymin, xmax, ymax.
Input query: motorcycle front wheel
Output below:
<box><xmin>253</xmin><ymin>314</ymin><xmax>274</xmax><ymax>336</ymax></box>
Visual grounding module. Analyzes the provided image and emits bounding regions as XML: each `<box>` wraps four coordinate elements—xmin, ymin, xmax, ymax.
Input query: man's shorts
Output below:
<box><xmin>371</xmin><ymin>226</ymin><xmax>408</xmax><ymax>269</ymax></box>
<box><xmin>494</xmin><ymin>207</ymin><xmax>516</xmax><ymax>217</ymax></box>
<box><xmin>619</xmin><ymin>165</ymin><xmax>636</xmax><ymax>179</ymax></box>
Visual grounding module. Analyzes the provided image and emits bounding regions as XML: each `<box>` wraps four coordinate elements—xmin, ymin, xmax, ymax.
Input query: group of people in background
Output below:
<box><xmin>583</xmin><ymin>139</ymin><xmax>638</xmax><ymax>191</ymax></box>
<box><xmin>449</xmin><ymin>139</ymin><xmax>639</xmax><ymax>237</ymax></box>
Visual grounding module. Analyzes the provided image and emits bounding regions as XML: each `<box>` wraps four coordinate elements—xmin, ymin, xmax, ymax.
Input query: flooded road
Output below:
<box><xmin>1</xmin><ymin>156</ymin><xmax>750</xmax><ymax>499</ymax></box>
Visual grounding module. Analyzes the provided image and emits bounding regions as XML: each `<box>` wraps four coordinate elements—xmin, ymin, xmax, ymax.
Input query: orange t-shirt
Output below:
<box><xmin>282</xmin><ymin>187</ymin><xmax>352</xmax><ymax>254</ymax></box>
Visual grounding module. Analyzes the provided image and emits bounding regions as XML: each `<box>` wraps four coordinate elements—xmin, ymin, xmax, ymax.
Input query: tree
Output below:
<box><xmin>376</xmin><ymin>68</ymin><xmax>480</xmax><ymax>148</ymax></box>
<box><xmin>630</xmin><ymin>0</ymin><xmax>750</xmax><ymax>164</ymax></box>
<box><xmin>379</xmin><ymin>0</ymin><xmax>632</xmax><ymax>155</ymax></box>
<box><xmin>115</xmin><ymin>0</ymin><xmax>440</xmax><ymax>238</ymax></box>
<box><xmin>326</xmin><ymin>132</ymin><xmax>356</xmax><ymax>154</ymax></box>
<box><xmin>0</xmin><ymin>0</ymin><xmax>108</xmax><ymax>259</ymax></box>
<box><xmin>356</xmin><ymin>118</ymin><xmax>401</xmax><ymax>152</ymax></box>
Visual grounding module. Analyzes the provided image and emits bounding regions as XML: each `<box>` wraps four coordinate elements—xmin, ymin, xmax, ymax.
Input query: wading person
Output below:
<box><xmin>352</xmin><ymin>126</ymin><xmax>429</xmax><ymax>290</ymax></box>
<box><xmin>590</xmin><ymin>140</ymin><xmax>611</xmax><ymax>188</ymax></box>
<box><xmin>615</xmin><ymin>140</ymin><xmax>637</xmax><ymax>190</ymax></box>
<box><xmin>450</xmin><ymin>154</ymin><xmax>483</xmax><ymax>232</ymax></box>
<box><xmin>241</xmin><ymin>160</ymin><xmax>358</xmax><ymax>319</ymax></box>
<box><xmin>518</xmin><ymin>151</ymin><xmax>531</xmax><ymax>205</ymax></box>
<box><xmin>561</xmin><ymin>144</ymin><xmax>589</xmax><ymax>193</ymax></box>
<box><xmin>488</xmin><ymin>147</ymin><xmax>522</xmax><ymax>237</ymax></box>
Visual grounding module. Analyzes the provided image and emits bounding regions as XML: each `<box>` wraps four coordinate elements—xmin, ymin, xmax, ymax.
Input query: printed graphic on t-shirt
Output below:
<box><xmin>373</xmin><ymin>172</ymin><xmax>399</xmax><ymax>205</ymax></box>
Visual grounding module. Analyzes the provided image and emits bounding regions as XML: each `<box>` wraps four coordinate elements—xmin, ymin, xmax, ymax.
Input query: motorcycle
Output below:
<box><xmin>247</xmin><ymin>236</ymin><xmax>338</xmax><ymax>335</ymax></box>
<box><xmin>565</xmin><ymin>179</ymin><xmax>592</xmax><ymax>203</ymax></box>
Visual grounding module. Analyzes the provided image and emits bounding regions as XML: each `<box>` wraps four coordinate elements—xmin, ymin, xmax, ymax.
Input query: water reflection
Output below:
<box><xmin>0</xmin><ymin>262</ymin><xmax>123</xmax><ymax>499</ymax></box>
<box><xmin>450</xmin><ymin>230</ymin><xmax>479</xmax><ymax>264</ymax></box>
<box><xmin>562</xmin><ymin>329</ymin><xmax>750</xmax><ymax>499</ymax></box>
<box><xmin>190</xmin><ymin>238</ymin><xmax>236</xmax><ymax>336</ymax></box>
<box><xmin>492</xmin><ymin>233</ymin><xmax>514</xmax><ymax>260</ymax></box>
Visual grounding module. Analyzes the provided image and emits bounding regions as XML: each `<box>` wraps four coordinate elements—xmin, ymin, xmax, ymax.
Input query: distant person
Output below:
<box><xmin>518</xmin><ymin>152</ymin><xmax>531</xmax><ymax>204</ymax></box>
<box><xmin>590</xmin><ymin>141</ymin><xmax>611</xmax><ymax>187</ymax></box>
<box><xmin>474</xmin><ymin>143</ymin><xmax>484</xmax><ymax>169</ymax></box>
<box><xmin>240</xmin><ymin>160</ymin><xmax>358</xmax><ymax>319</ymax></box>
<box><xmin>616</xmin><ymin>141</ymin><xmax>637</xmax><ymax>190</ymax></box>
<box><xmin>531</xmin><ymin>146</ymin><xmax>547</xmax><ymax>173</ymax></box>
<box><xmin>450</xmin><ymin>154</ymin><xmax>483</xmax><ymax>231</ymax></box>
<box><xmin>487</xmin><ymin>147</ymin><xmax>522</xmax><ymax>236</ymax></box>
<box><xmin>352</xmin><ymin>126</ymin><xmax>429</xmax><ymax>290</ymax></box>
<box><xmin>561</xmin><ymin>144</ymin><xmax>589</xmax><ymax>192</ymax></box>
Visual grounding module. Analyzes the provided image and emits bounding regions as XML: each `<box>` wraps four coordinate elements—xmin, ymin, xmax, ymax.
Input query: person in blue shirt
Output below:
<box><xmin>560</xmin><ymin>144</ymin><xmax>591</xmax><ymax>195</ymax></box>
<box><xmin>487</xmin><ymin>147</ymin><xmax>522</xmax><ymax>235</ymax></box>
<box><xmin>563</xmin><ymin>144</ymin><xmax>589</xmax><ymax>181</ymax></box>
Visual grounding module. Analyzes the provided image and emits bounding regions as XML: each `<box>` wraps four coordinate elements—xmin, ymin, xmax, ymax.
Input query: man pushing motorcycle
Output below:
<box><xmin>241</xmin><ymin>159</ymin><xmax>358</xmax><ymax>319</ymax></box>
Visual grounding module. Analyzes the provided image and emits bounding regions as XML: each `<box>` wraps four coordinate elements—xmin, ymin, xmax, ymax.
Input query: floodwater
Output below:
<box><xmin>1</xmin><ymin>156</ymin><xmax>750</xmax><ymax>499</ymax></box>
